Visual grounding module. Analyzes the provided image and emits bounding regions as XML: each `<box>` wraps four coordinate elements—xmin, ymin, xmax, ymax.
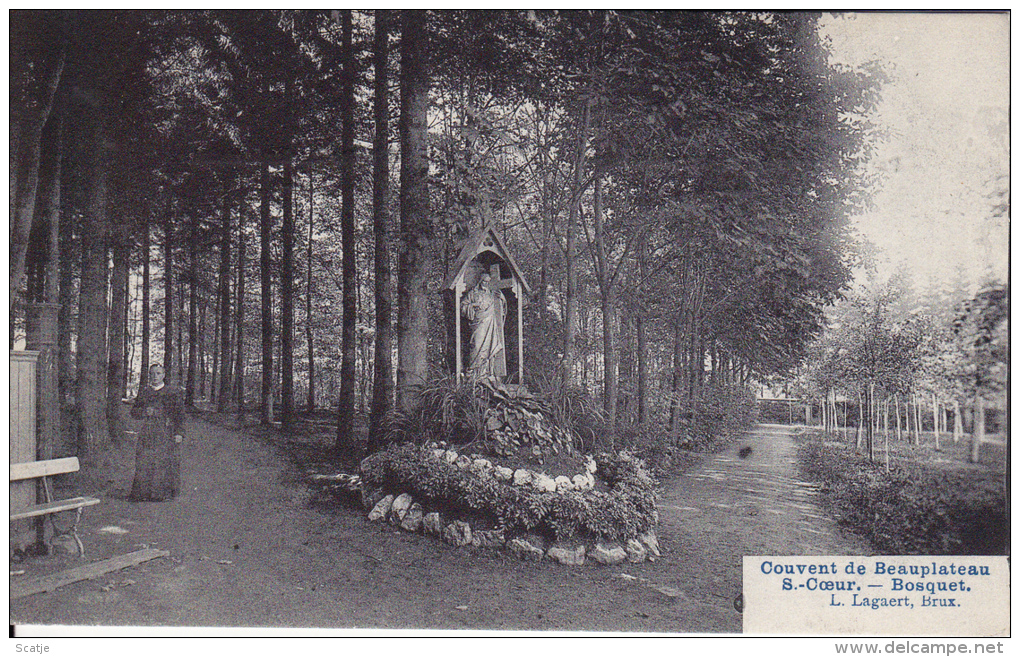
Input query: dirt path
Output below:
<box><xmin>655</xmin><ymin>423</ymin><xmax>874</xmax><ymax>608</ymax></box>
<box><xmin>10</xmin><ymin>417</ymin><xmax>869</xmax><ymax>633</ymax></box>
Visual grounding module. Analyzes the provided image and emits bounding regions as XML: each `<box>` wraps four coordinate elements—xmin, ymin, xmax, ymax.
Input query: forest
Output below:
<box><xmin>12</xmin><ymin>10</ymin><xmax>905</xmax><ymax>480</ymax></box>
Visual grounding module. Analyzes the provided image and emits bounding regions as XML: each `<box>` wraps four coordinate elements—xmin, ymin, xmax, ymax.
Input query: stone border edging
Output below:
<box><xmin>363</xmin><ymin>487</ymin><xmax>662</xmax><ymax>566</ymax></box>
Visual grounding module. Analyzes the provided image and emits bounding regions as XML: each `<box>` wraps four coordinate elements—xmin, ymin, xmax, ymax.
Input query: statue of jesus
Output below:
<box><xmin>462</xmin><ymin>272</ymin><xmax>507</xmax><ymax>380</ymax></box>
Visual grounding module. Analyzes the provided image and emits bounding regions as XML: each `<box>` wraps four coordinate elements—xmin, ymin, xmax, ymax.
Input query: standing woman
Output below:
<box><xmin>129</xmin><ymin>364</ymin><xmax>185</xmax><ymax>501</ymax></box>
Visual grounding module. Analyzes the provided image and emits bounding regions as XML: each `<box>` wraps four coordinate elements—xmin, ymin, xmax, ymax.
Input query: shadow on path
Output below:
<box><xmin>655</xmin><ymin>423</ymin><xmax>874</xmax><ymax>615</ymax></box>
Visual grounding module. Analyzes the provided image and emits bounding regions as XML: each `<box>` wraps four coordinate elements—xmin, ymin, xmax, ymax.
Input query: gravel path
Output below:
<box><xmin>655</xmin><ymin>423</ymin><xmax>874</xmax><ymax>611</ymax></box>
<box><xmin>10</xmin><ymin>417</ymin><xmax>869</xmax><ymax>633</ymax></box>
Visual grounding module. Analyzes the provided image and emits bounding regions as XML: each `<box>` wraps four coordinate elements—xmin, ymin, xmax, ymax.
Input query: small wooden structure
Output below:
<box><xmin>444</xmin><ymin>226</ymin><xmax>532</xmax><ymax>384</ymax></box>
<box><xmin>11</xmin><ymin>351</ymin><xmax>39</xmax><ymax>520</ymax></box>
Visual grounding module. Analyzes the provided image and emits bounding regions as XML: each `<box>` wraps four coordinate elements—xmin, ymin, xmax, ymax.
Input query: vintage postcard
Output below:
<box><xmin>9</xmin><ymin>10</ymin><xmax>1009</xmax><ymax>652</ymax></box>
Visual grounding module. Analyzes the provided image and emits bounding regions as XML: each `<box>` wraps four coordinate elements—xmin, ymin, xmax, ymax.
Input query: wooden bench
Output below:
<box><xmin>10</xmin><ymin>457</ymin><xmax>100</xmax><ymax>558</ymax></box>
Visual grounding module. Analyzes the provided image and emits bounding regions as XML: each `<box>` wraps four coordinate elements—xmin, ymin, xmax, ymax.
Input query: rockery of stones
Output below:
<box><xmin>317</xmin><ymin>443</ymin><xmax>661</xmax><ymax>566</ymax></box>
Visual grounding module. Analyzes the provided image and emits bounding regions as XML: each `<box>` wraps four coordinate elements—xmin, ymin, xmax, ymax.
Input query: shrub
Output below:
<box><xmin>533</xmin><ymin>377</ymin><xmax>607</xmax><ymax>454</ymax></box>
<box><xmin>378</xmin><ymin>373</ymin><xmax>602</xmax><ymax>460</ymax></box>
<box><xmin>618</xmin><ymin>384</ymin><xmax>757</xmax><ymax>474</ymax></box>
<box><xmin>800</xmin><ymin>436</ymin><xmax>1006</xmax><ymax>555</ymax></box>
<box><xmin>380</xmin><ymin>374</ymin><xmax>490</xmax><ymax>447</ymax></box>
<box><xmin>616</xmin><ymin>424</ymin><xmax>688</xmax><ymax>475</ymax></box>
<box><xmin>360</xmin><ymin>443</ymin><xmax>657</xmax><ymax>542</ymax></box>
<box><xmin>479</xmin><ymin>380</ymin><xmax>577</xmax><ymax>457</ymax></box>
<box><xmin>672</xmin><ymin>383</ymin><xmax>757</xmax><ymax>451</ymax></box>
<box><xmin>595</xmin><ymin>450</ymin><xmax>655</xmax><ymax>491</ymax></box>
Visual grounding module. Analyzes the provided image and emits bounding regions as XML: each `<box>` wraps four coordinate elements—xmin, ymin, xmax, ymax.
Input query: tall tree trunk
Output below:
<box><xmin>281</xmin><ymin>126</ymin><xmax>296</xmax><ymax>430</ymax></box>
<box><xmin>163</xmin><ymin>204</ymin><xmax>175</xmax><ymax>384</ymax></box>
<box><xmin>855</xmin><ymin>389</ymin><xmax>863</xmax><ymax>450</ymax></box>
<box><xmin>830</xmin><ymin>391</ymin><xmax>837</xmax><ymax>434</ymax></box>
<box><xmin>369</xmin><ymin>8</ymin><xmax>393</xmax><ymax>444</ymax></box>
<box><xmin>866</xmin><ymin>383</ymin><xmax>874</xmax><ymax>462</ymax></box>
<box><xmin>882</xmin><ymin>397</ymin><xmax>889</xmax><ymax>441</ymax></box>
<box><xmin>186</xmin><ymin>213</ymin><xmax>199</xmax><ymax>407</ymax></box>
<box><xmin>216</xmin><ymin>189</ymin><xmax>233</xmax><ymax>411</ymax></box>
<box><xmin>592</xmin><ymin>172</ymin><xmax>617</xmax><ymax>435</ymax></box>
<box><xmin>359</xmin><ymin>332</ymin><xmax>372</xmax><ymax>414</ymax></box>
<box><xmin>668</xmin><ymin>319</ymin><xmax>682</xmax><ymax>434</ymax></box>
<box><xmin>906</xmin><ymin>394</ymin><xmax>913</xmax><ymax>443</ymax></box>
<box><xmin>77</xmin><ymin>114</ymin><xmax>111</xmax><ymax>475</ymax></box>
<box><xmin>637</xmin><ymin>314</ymin><xmax>648</xmax><ymax>425</ymax></box>
<box><xmin>894</xmin><ymin>393</ymin><xmax>902</xmax><ymax>441</ymax></box>
<box><xmin>931</xmin><ymin>393</ymin><xmax>940</xmax><ymax>451</ymax></box>
<box><xmin>834</xmin><ymin>391</ymin><xmax>840</xmax><ymax>434</ymax></box>
<box><xmin>211</xmin><ymin>306</ymin><xmax>219</xmax><ymax>404</ymax></box>
<box><xmin>820</xmin><ymin>391</ymin><xmax>826</xmax><ymax>433</ymax></box>
<box><xmin>126</xmin><ymin>275</ymin><xmax>138</xmax><ymax>391</ymax></box>
<box><xmin>687</xmin><ymin>308</ymin><xmax>698</xmax><ymax>407</ymax></box>
<box><xmin>830</xmin><ymin>396</ymin><xmax>836</xmax><ymax>435</ymax></box>
<box><xmin>618</xmin><ymin>316</ymin><xmax>632</xmax><ymax>422</ymax></box>
<box><xmin>199</xmin><ymin>297</ymin><xmax>209</xmax><ymax>399</ymax></box>
<box><xmin>628</xmin><ymin>235</ymin><xmax>644</xmax><ymax>426</ymax></box>
<box><xmin>57</xmin><ymin>115</ymin><xmax>76</xmax><ymax>455</ymax></box>
<box><xmin>24</xmin><ymin>109</ymin><xmax>62</xmax><ymax>467</ymax></box>
<box><xmin>971</xmin><ymin>394</ymin><xmax>984</xmax><ymax>464</ymax></box>
<box><xmin>396</xmin><ymin>10</ymin><xmax>433</xmax><ymax>413</ymax></box>
<box><xmin>913</xmin><ymin>394</ymin><xmax>921</xmax><ymax>445</ymax></box>
<box><xmin>107</xmin><ymin>226</ymin><xmax>129</xmax><ymax>438</ymax></box>
<box><xmin>911</xmin><ymin>394</ymin><xmax>918</xmax><ymax>438</ymax></box>
<box><xmin>259</xmin><ymin>159</ymin><xmax>274</xmax><ymax>424</ymax></box>
<box><xmin>10</xmin><ymin>14</ymin><xmax>66</xmax><ymax>310</ymax></box>
<box><xmin>337</xmin><ymin>9</ymin><xmax>358</xmax><ymax>453</ymax></box>
<box><xmin>562</xmin><ymin>99</ymin><xmax>590</xmax><ymax>387</ymax></box>
<box><xmin>602</xmin><ymin>303</ymin><xmax>618</xmax><ymax>431</ymax></box>
<box><xmin>176</xmin><ymin>235</ymin><xmax>186</xmax><ymax>383</ymax></box>
<box><xmin>140</xmin><ymin>220</ymin><xmax>150</xmax><ymax>389</ymax></box>
<box><xmin>883</xmin><ymin>400</ymin><xmax>890</xmax><ymax>471</ymax></box>
<box><xmin>820</xmin><ymin>391</ymin><xmax>827</xmax><ymax>433</ymax></box>
<box><xmin>234</xmin><ymin>204</ymin><xmax>247</xmax><ymax>414</ymax></box>
<box><xmin>174</xmin><ymin>277</ymin><xmax>184</xmax><ymax>385</ymax></box>
<box><xmin>305</xmin><ymin>174</ymin><xmax>316</xmax><ymax>413</ymax></box>
<box><xmin>953</xmin><ymin>399</ymin><xmax>962</xmax><ymax>443</ymax></box>
<box><xmin>580</xmin><ymin>306</ymin><xmax>590</xmax><ymax>389</ymax></box>
<box><xmin>538</xmin><ymin>188</ymin><xmax>552</xmax><ymax>318</ymax></box>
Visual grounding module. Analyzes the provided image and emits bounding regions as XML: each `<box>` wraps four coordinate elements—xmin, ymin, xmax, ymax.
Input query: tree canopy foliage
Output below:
<box><xmin>11</xmin><ymin>10</ymin><xmax>882</xmax><ymax>473</ymax></box>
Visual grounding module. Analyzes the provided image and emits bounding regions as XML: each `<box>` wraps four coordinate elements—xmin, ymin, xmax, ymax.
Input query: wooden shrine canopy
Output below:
<box><xmin>444</xmin><ymin>225</ymin><xmax>532</xmax><ymax>384</ymax></box>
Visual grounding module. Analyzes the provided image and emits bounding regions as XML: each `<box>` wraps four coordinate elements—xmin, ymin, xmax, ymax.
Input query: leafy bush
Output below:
<box><xmin>801</xmin><ymin>436</ymin><xmax>1006</xmax><ymax>555</ymax></box>
<box><xmin>379</xmin><ymin>374</ymin><xmax>489</xmax><ymax>447</ymax></box>
<box><xmin>378</xmin><ymin>373</ymin><xmax>603</xmax><ymax>460</ymax></box>
<box><xmin>616</xmin><ymin>424</ymin><xmax>688</xmax><ymax>475</ymax></box>
<box><xmin>360</xmin><ymin>443</ymin><xmax>656</xmax><ymax>542</ymax></box>
<box><xmin>479</xmin><ymin>380</ymin><xmax>577</xmax><ymax>457</ymax></box>
<box><xmin>673</xmin><ymin>383</ymin><xmax>758</xmax><ymax>450</ymax></box>
<box><xmin>619</xmin><ymin>384</ymin><xmax>757</xmax><ymax>474</ymax></box>
<box><xmin>533</xmin><ymin>377</ymin><xmax>607</xmax><ymax>454</ymax></box>
<box><xmin>595</xmin><ymin>450</ymin><xmax>655</xmax><ymax>491</ymax></box>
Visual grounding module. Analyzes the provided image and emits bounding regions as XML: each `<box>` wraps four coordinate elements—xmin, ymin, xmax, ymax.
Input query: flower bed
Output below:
<box><xmin>314</xmin><ymin>379</ymin><xmax>661</xmax><ymax>565</ymax></box>
<box><xmin>360</xmin><ymin>443</ymin><xmax>656</xmax><ymax>542</ymax></box>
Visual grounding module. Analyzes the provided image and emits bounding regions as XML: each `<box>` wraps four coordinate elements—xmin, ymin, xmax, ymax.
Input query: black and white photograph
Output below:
<box><xmin>9</xmin><ymin>9</ymin><xmax>1009</xmax><ymax>646</ymax></box>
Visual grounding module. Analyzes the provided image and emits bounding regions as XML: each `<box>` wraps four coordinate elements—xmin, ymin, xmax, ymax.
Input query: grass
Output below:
<box><xmin>798</xmin><ymin>428</ymin><xmax>1007</xmax><ymax>555</ymax></box>
<box><xmin>810</xmin><ymin>425</ymin><xmax>1006</xmax><ymax>476</ymax></box>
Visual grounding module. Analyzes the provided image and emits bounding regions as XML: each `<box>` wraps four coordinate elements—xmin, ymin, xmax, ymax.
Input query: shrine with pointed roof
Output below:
<box><xmin>443</xmin><ymin>225</ymin><xmax>532</xmax><ymax>384</ymax></box>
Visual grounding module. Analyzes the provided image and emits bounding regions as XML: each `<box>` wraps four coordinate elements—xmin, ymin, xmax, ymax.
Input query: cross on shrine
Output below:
<box><xmin>490</xmin><ymin>264</ymin><xmax>515</xmax><ymax>292</ymax></box>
